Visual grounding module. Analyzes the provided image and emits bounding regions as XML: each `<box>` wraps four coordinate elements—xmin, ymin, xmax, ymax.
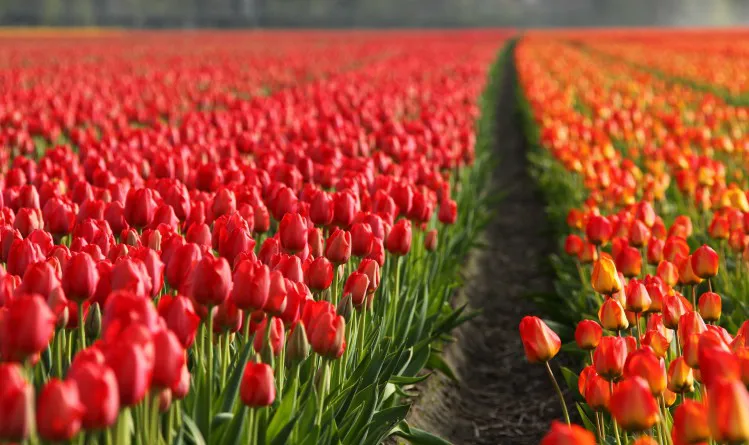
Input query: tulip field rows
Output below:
<box><xmin>516</xmin><ymin>31</ymin><xmax>749</xmax><ymax>444</ymax></box>
<box><xmin>0</xmin><ymin>31</ymin><xmax>511</xmax><ymax>445</ymax></box>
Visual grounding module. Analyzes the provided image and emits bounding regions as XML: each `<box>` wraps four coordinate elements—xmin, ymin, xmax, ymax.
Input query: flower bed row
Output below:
<box><xmin>516</xmin><ymin>33</ymin><xmax>749</xmax><ymax>444</ymax></box>
<box><xmin>0</xmin><ymin>31</ymin><xmax>509</xmax><ymax>445</ymax></box>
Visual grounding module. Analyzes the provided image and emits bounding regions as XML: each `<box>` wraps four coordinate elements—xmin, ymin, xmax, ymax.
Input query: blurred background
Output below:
<box><xmin>0</xmin><ymin>0</ymin><xmax>747</xmax><ymax>28</ymax></box>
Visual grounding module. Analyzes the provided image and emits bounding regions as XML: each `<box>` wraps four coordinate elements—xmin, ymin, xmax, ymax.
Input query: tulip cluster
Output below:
<box><xmin>517</xmin><ymin>32</ymin><xmax>749</xmax><ymax>444</ymax></box>
<box><xmin>0</xmin><ymin>31</ymin><xmax>509</xmax><ymax>444</ymax></box>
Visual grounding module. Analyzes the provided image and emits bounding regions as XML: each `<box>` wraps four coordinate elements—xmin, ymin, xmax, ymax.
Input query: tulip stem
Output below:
<box><xmin>78</xmin><ymin>302</ymin><xmax>86</xmax><ymax>351</ymax></box>
<box><xmin>55</xmin><ymin>329</ymin><xmax>64</xmax><ymax>378</ymax></box>
<box><xmin>610</xmin><ymin>381</ymin><xmax>622</xmax><ymax>445</ymax></box>
<box><xmin>207</xmin><ymin>305</ymin><xmax>214</xmax><ymax>438</ymax></box>
<box><xmin>221</xmin><ymin>334</ymin><xmax>230</xmax><ymax>387</ymax></box>
<box><xmin>316</xmin><ymin>361</ymin><xmax>330</xmax><ymax>426</ymax></box>
<box><xmin>635</xmin><ymin>312</ymin><xmax>641</xmax><ymax>349</ymax></box>
<box><xmin>166</xmin><ymin>404</ymin><xmax>175</xmax><ymax>445</ymax></box>
<box><xmin>544</xmin><ymin>362</ymin><xmax>570</xmax><ymax>425</ymax></box>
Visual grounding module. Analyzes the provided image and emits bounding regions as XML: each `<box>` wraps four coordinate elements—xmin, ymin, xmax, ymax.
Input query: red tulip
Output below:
<box><xmin>253</xmin><ymin>316</ymin><xmax>285</xmax><ymax>357</ymax></box>
<box><xmin>624</xmin><ymin>348</ymin><xmax>666</xmax><ymax>395</ymax></box>
<box><xmin>310</xmin><ymin>191</ymin><xmax>334</xmax><ymax>227</ymax></box>
<box><xmin>333</xmin><ymin>189</ymin><xmax>358</xmax><ymax>228</ymax></box>
<box><xmin>438</xmin><ymin>199</ymin><xmax>457</xmax><ymax>225</ymax></box>
<box><xmin>302</xmin><ymin>300</ymin><xmax>346</xmax><ymax>358</ymax></box>
<box><xmin>594</xmin><ymin>336</ymin><xmax>628</xmax><ymax>380</ymax></box>
<box><xmin>124</xmin><ymin>188</ymin><xmax>158</xmax><ymax>229</ymax></box>
<box><xmin>186</xmin><ymin>222</ymin><xmax>212</xmax><ymax>247</ymax></box>
<box><xmin>7</xmin><ymin>238</ymin><xmax>44</xmax><ymax>277</ymax></box>
<box><xmin>585</xmin><ymin>214</ymin><xmax>612</xmax><ymax>245</ymax></box>
<box><xmin>231</xmin><ymin>260</ymin><xmax>270</xmax><ymax>311</ymax></box>
<box><xmin>692</xmin><ymin>244</ymin><xmax>720</xmax><ymax>278</ymax></box>
<box><xmin>187</xmin><ymin>255</ymin><xmax>232</xmax><ymax>307</ymax></box>
<box><xmin>16</xmin><ymin>260</ymin><xmax>61</xmax><ymax>299</ymax></box>
<box><xmin>0</xmin><ymin>293</ymin><xmax>55</xmax><ymax>362</ymax></box>
<box><xmin>350</xmin><ymin>222</ymin><xmax>374</xmax><ymax>257</ymax></box>
<box><xmin>240</xmin><ymin>362</ymin><xmax>276</xmax><ymax>407</ymax></box>
<box><xmin>344</xmin><ymin>272</ymin><xmax>370</xmax><ymax>308</ymax></box>
<box><xmin>305</xmin><ymin>256</ymin><xmax>333</xmax><ymax>292</ymax></box>
<box><xmin>67</xmin><ymin>361</ymin><xmax>120</xmax><ymax>430</ymax></box>
<box><xmin>279</xmin><ymin>213</ymin><xmax>308</xmax><ymax>253</ymax></box>
<box><xmin>386</xmin><ymin>219</ymin><xmax>412</xmax><ymax>256</ymax></box>
<box><xmin>672</xmin><ymin>400</ymin><xmax>709</xmax><ymax>445</ymax></box>
<box><xmin>104</xmin><ymin>324</ymin><xmax>154</xmax><ymax>406</ymax></box>
<box><xmin>564</xmin><ymin>234</ymin><xmax>583</xmax><ymax>256</ymax></box>
<box><xmin>519</xmin><ymin>316</ymin><xmax>561</xmax><ymax>363</ymax></box>
<box><xmin>151</xmin><ymin>328</ymin><xmax>186</xmax><ymax>389</ymax></box>
<box><xmin>609</xmin><ymin>377</ymin><xmax>660</xmax><ymax>431</ymax></box>
<box><xmin>699</xmin><ymin>291</ymin><xmax>722</xmax><ymax>322</ymax></box>
<box><xmin>325</xmin><ymin>228</ymin><xmax>352</xmax><ymax>265</ymax></box>
<box><xmin>540</xmin><ymin>421</ymin><xmax>596</xmax><ymax>445</ymax></box>
<box><xmin>36</xmin><ymin>378</ymin><xmax>85</xmax><ymax>441</ymax></box>
<box><xmin>424</xmin><ymin>229</ymin><xmax>438</xmax><ymax>251</ymax></box>
<box><xmin>62</xmin><ymin>252</ymin><xmax>100</xmax><ymax>303</ymax></box>
<box><xmin>0</xmin><ymin>363</ymin><xmax>32</xmax><ymax>441</ymax></box>
<box><xmin>708</xmin><ymin>379</ymin><xmax>749</xmax><ymax>443</ymax></box>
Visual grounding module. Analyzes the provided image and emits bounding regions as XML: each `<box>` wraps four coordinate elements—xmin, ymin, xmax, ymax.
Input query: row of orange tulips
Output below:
<box><xmin>516</xmin><ymin>33</ymin><xmax>749</xmax><ymax>444</ymax></box>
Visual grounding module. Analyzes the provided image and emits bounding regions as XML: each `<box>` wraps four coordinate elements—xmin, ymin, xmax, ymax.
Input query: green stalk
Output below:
<box><xmin>545</xmin><ymin>362</ymin><xmax>570</xmax><ymax>425</ymax></box>
<box><xmin>207</xmin><ymin>305</ymin><xmax>215</xmax><ymax>438</ymax></box>
<box><xmin>78</xmin><ymin>302</ymin><xmax>86</xmax><ymax>351</ymax></box>
<box><xmin>315</xmin><ymin>361</ymin><xmax>330</xmax><ymax>426</ymax></box>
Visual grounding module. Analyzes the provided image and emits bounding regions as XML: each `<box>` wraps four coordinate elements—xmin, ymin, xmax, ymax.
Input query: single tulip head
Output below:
<box><xmin>699</xmin><ymin>291</ymin><xmax>722</xmax><ymax>322</ymax></box>
<box><xmin>609</xmin><ymin>377</ymin><xmax>660</xmax><ymax>431</ymax></box>
<box><xmin>540</xmin><ymin>421</ymin><xmax>596</xmax><ymax>445</ymax></box>
<box><xmin>591</xmin><ymin>256</ymin><xmax>622</xmax><ymax>295</ymax></box>
<box><xmin>518</xmin><ymin>316</ymin><xmax>561</xmax><ymax>364</ymax></box>
<box><xmin>575</xmin><ymin>320</ymin><xmax>603</xmax><ymax>350</ymax></box>
<box><xmin>594</xmin><ymin>336</ymin><xmax>628</xmax><ymax>381</ymax></box>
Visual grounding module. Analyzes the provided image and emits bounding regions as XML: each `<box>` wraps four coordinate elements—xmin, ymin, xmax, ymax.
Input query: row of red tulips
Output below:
<box><xmin>0</xmin><ymin>31</ymin><xmax>509</xmax><ymax>444</ymax></box>
<box><xmin>516</xmin><ymin>33</ymin><xmax>749</xmax><ymax>444</ymax></box>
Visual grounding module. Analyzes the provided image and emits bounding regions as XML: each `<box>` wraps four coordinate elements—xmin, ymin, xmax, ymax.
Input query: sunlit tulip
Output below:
<box><xmin>574</xmin><ymin>320</ymin><xmax>602</xmax><ymax>350</ymax></box>
<box><xmin>591</xmin><ymin>256</ymin><xmax>621</xmax><ymax>295</ymax></box>
<box><xmin>609</xmin><ymin>377</ymin><xmax>660</xmax><ymax>431</ymax></box>
<box><xmin>594</xmin><ymin>336</ymin><xmax>628</xmax><ymax>380</ymax></box>
<box><xmin>540</xmin><ymin>421</ymin><xmax>596</xmax><ymax>445</ymax></box>
<box><xmin>519</xmin><ymin>316</ymin><xmax>561</xmax><ymax>363</ymax></box>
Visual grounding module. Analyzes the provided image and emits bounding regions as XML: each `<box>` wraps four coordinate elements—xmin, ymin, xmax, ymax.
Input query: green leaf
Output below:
<box><xmin>560</xmin><ymin>367</ymin><xmax>580</xmax><ymax>397</ymax></box>
<box><xmin>576</xmin><ymin>403</ymin><xmax>597</xmax><ymax>432</ymax></box>
<box><xmin>266</xmin><ymin>377</ymin><xmax>299</xmax><ymax>440</ymax></box>
<box><xmin>391</xmin><ymin>420</ymin><xmax>453</xmax><ymax>445</ymax></box>
<box><xmin>389</xmin><ymin>373</ymin><xmax>432</xmax><ymax>385</ymax></box>
<box><xmin>219</xmin><ymin>340</ymin><xmax>254</xmax><ymax>413</ymax></box>
<box><xmin>181</xmin><ymin>414</ymin><xmax>207</xmax><ymax>445</ymax></box>
<box><xmin>218</xmin><ymin>407</ymin><xmax>246</xmax><ymax>445</ymax></box>
<box><xmin>425</xmin><ymin>350</ymin><xmax>458</xmax><ymax>382</ymax></box>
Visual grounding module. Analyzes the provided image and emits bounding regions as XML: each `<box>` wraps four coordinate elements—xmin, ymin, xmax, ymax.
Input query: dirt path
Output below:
<box><xmin>406</xmin><ymin>44</ymin><xmax>568</xmax><ymax>445</ymax></box>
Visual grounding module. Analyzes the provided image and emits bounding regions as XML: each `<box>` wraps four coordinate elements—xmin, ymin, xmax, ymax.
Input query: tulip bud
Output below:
<box><xmin>0</xmin><ymin>363</ymin><xmax>32</xmax><ymax>442</ymax></box>
<box><xmin>599</xmin><ymin>298</ymin><xmax>629</xmax><ymax>332</ymax></box>
<box><xmin>578</xmin><ymin>365</ymin><xmax>595</xmax><ymax>398</ymax></box>
<box><xmin>231</xmin><ymin>260</ymin><xmax>270</xmax><ymax>312</ymax></box>
<box><xmin>152</xmin><ymin>329</ymin><xmax>186</xmax><ymax>389</ymax></box>
<box><xmin>594</xmin><ymin>336</ymin><xmax>628</xmax><ymax>380</ymax></box>
<box><xmin>36</xmin><ymin>378</ymin><xmax>84</xmax><ymax>442</ymax></box>
<box><xmin>287</xmin><ymin>321</ymin><xmax>310</xmax><ymax>364</ymax></box>
<box><xmin>424</xmin><ymin>229</ymin><xmax>438</xmax><ymax>252</ymax></box>
<box><xmin>698</xmin><ymin>291</ymin><xmax>722</xmax><ymax>322</ymax></box>
<box><xmin>672</xmin><ymin>400</ymin><xmax>709</xmax><ymax>444</ymax></box>
<box><xmin>240</xmin><ymin>361</ymin><xmax>276</xmax><ymax>407</ymax></box>
<box><xmin>540</xmin><ymin>421</ymin><xmax>596</xmax><ymax>445</ymax></box>
<box><xmin>578</xmin><ymin>242</ymin><xmax>598</xmax><ymax>264</ymax></box>
<box><xmin>678</xmin><ymin>311</ymin><xmax>707</xmax><ymax>347</ymax></box>
<box><xmin>518</xmin><ymin>316</ymin><xmax>561</xmax><ymax>363</ymax></box>
<box><xmin>610</xmin><ymin>377</ymin><xmax>660</xmax><ymax>431</ymax></box>
<box><xmin>573</xmin><ymin>320</ymin><xmax>602</xmax><ymax>351</ymax></box>
<box><xmin>337</xmin><ymin>294</ymin><xmax>353</xmax><ymax>322</ymax></box>
<box><xmin>438</xmin><ymin>199</ymin><xmax>457</xmax><ymax>225</ymax></box>
<box><xmin>350</xmin><ymin>222</ymin><xmax>374</xmax><ymax>257</ymax></box>
<box><xmin>708</xmin><ymin>379</ymin><xmax>749</xmax><ymax>443</ymax></box>
<box><xmin>307</xmin><ymin>227</ymin><xmax>324</xmax><ymax>258</ymax></box>
<box><xmin>253</xmin><ymin>316</ymin><xmax>285</xmax><ymax>360</ymax></box>
<box><xmin>591</xmin><ymin>257</ymin><xmax>621</xmax><ymax>295</ymax></box>
<box><xmin>85</xmin><ymin>302</ymin><xmax>102</xmax><ymax>340</ymax></box>
<box><xmin>344</xmin><ymin>272</ymin><xmax>369</xmax><ymax>309</ymax></box>
<box><xmin>301</xmin><ymin>300</ymin><xmax>346</xmax><ymax>359</ymax></box>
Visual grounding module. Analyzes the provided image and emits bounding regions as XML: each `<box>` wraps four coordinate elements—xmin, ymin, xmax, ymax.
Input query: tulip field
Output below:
<box><xmin>0</xmin><ymin>30</ymin><xmax>513</xmax><ymax>445</ymax></box>
<box><xmin>517</xmin><ymin>30</ymin><xmax>749</xmax><ymax>444</ymax></box>
<box><xmin>6</xmin><ymin>26</ymin><xmax>749</xmax><ymax>445</ymax></box>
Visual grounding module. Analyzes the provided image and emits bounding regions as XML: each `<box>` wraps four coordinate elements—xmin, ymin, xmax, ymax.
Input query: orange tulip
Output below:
<box><xmin>540</xmin><ymin>421</ymin><xmax>596</xmax><ymax>445</ymax></box>
<box><xmin>594</xmin><ymin>336</ymin><xmax>628</xmax><ymax>381</ymax></box>
<box><xmin>624</xmin><ymin>348</ymin><xmax>667</xmax><ymax>396</ymax></box>
<box><xmin>610</xmin><ymin>377</ymin><xmax>660</xmax><ymax>431</ymax></box>
<box><xmin>691</xmin><ymin>245</ymin><xmax>720</xmax><ymax>278</ymax></box>
<box><xmin>599</xmin><ymin>298</ymin><xmax>629</xmax><ymax>332</ymax></box>
<box><xmin>677</xmin><ymin>311</ymin><xmax>707</xmax><ymax>347</ymax></box>
<box><xmin>518</xmin><ymin>316</ymin><xmax>561</xmax><ymax>364</ymax></box>
<box><xmin>667</xmin><ymin>356</ymin><xmax>694</xmax><ymax>393</ymax></box>
<box><xmin>656</xmin><ymin>260</ymin><xmax>679</xmax><ymax>288</ymax></box>
<box><xmin>698</xmin><ymin>291</ymin><xmax>722</xmax><ymax>322</ymax></box>
<box><xmin>574</xmin><ymin>320</ymin><xmax>602</xmax><ymax>350</ymax></box>
<box><xmin>625</xmin><ymin>280</ymin><xmax>651</xmax><ymax>313</ymax></box>
<box><xmin>708</xmin><ymin>379</ymin><xmax>749</xmax><ymax>443</ymax></box>
<box><xmin>642</xmin><ymin>330</ymin><xmax>670</xmax><ymax>358</ymax></box>
<box><xmin>586</xmin><ymin>215</ymin><xmax>613</xmax><ymax>246</ymax></box>
<box><xmin>663</xmin><ymin>293</ymin><xmax>691</xmax><ymax>330</ymax></box>
<box><xmin>578</xmin><ymin>365</ymin><xmax>595</xmax><ymax>398</ymax></box>
<box><xmin>591</xmin><ymin>257</ymin><xmax>622</xmax><ymax>295</ymax></box>
<box><xmin>630</xmin><ymin>436</ymin><xmax>658</xmax><ymax>445</ymax></box>
<box><xmin>672</xmin><ymin>400</ymin><xmax>709</xmax><ymax>445</ymax></box>
<box><xmin>678</xmin><ymin>255</ymin><xmax>703</xmax><ymax>286</ymax></box>
<box><xmin>616</xmin><ymin>246</ymin><xmax>642</xmax><ymax>278</ymax></box>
